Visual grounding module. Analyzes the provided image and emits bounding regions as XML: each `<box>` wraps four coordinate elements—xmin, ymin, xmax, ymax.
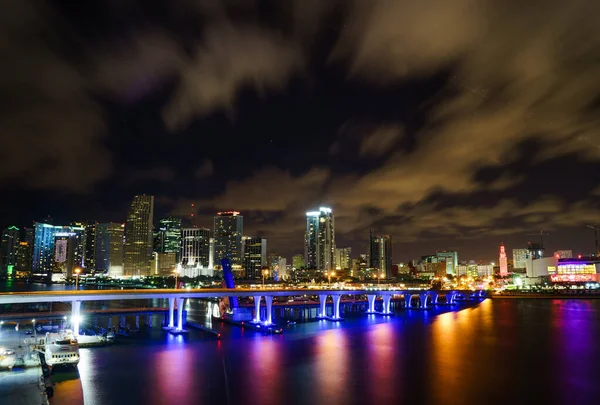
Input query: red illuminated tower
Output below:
<box><xmin>499</xmin><ymin>243</ymin><xmax>508</xmax><ymax>277</ymax></box>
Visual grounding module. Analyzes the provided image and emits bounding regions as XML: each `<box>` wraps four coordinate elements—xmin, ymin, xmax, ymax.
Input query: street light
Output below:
<box><xmin>262</xmin><ymin>268</ymin><xmax>269</xmax><ymax>289</ymax></box>
<box><xmin>326</xmin><ymin>271</ymin><xmax>335</xmax><ymax>285</ymax></box>
<box><xmin>173</xmin><ymin>268</ymin><xmax>180</xmax><ymax>290</ymax></box>
<box><xmin>378</xmin><ymin>272</ymin><xmax>384</xmax><ymax>286</ymax></box>
<box><xmin>74</xmin><ymin>268</ymin><xmax>81</xmax><ymax>291</ymax></box>
<box><xmin>32</xmin><ymin>319</ymin><xmax>36</xmax><ymax>338</ymax></box>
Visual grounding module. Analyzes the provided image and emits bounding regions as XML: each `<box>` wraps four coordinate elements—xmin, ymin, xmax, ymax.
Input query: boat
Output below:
<box><xmin>43</xmin><ymin>330</ymin><xmax>80</xmax><ymax>370</ymax></box>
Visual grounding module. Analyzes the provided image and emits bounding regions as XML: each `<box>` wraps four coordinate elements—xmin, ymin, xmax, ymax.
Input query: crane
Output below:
<box><xmin>586</xmin><ymin>225</ymin><xmax>599</xmax><ymax>256</ymax></box>
<box><xmin>526</xmin><ymin>230</ymin><xmax>550</xmax><ymax>247</ymax></box>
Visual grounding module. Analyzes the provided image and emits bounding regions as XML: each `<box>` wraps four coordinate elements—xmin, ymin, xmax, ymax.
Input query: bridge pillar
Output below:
<box><xmin>265</xmin><ymin>296</ymin><xmax>273</xmax><ymax>325</ymax></box>
<box><xmin>331</xmin><ymin>294</ymin><xmax>342</xmax><ymax>319</ymax></box>
<box><xmin>146</xmin><ymin>314</ymin><xmax>152</xmax><ymax>327</ymax></box>
<box><xmin>420</xmin><ymin>293</ymin><xmax>429</xmax><ymax>309</ymax></box>
<box><xmin>119</xmin><ymin>316</ymin><xmax>126</xmax><ymax>328</ymax></box>
<box><xmin>135</xmin><ymin>316</ymin><xmax>139</xmax><ymax>330</ymax></box>
<box><xmin>253</xmin><ymin>296</ymin><xmax>262</xmax><ymax>323</ymax></box>
<box><xmin>107</xmin><ymin>317</ymin><xmax>112</xmax><ymax>329</ymax></box>
<box><xmin>176</xmin><ymin>298</ymin><xmax>185</xmax><ymax>330</ymax></box>
<box><xmin>168</xmin><ymin>297</ymin><xmax>175</xmax><ymax>328</ymax></box>
<box><xmin>71</xmin><ymin>300</ymin><xmax>81</xmax><ymax>336</ymax></box>
<box><xmin>404</xmin><ymin>294</ymin><xmax>412</xmax><ymax>308</ymax></box>
<box><xmin>432</xmin><ymin>293</ymin><xmax>440</xmax><ymax>305</ymax></box>
<box><xmin>367</xmin><ymin>294</ymin><xmax>376</xmax><ymax>313</ymax></box>
<box><xmin>318</xmin><ymin>294</ymin><xmax>327</xmax><ymax>317</ymax></box>
<box><xmin>449</xmin><ymin>291</ymin><xmax>457</xmax><ymax>304</ymax></box>
<box><xmin>382</xmin><ymin>294</ymin><xmax>392</xmax><ymax>314</ymax></box>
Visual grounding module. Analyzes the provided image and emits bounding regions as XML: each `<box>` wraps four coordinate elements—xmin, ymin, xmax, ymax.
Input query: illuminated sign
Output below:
<box><xmin>550</xmin><ymin>274</ymin><xmax>598</xmax><ymax>283</ymax></box>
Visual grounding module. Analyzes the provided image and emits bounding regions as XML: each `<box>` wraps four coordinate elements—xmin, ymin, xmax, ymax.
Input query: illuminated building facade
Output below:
<box><xmin>181</xmin><ymin>227</ymin><xmax>210</xmax><ymax>268</ymax></box>
<box><xmin>32</xmin><ymin>223</ymin><xmax>84</xmax><ymax>275</ymax></box>
<box><xmin>214</xmin><ymin>212</ymin><xmax>243</xmax><ymax>267</ymax></box>
<box><xmin>124</xmin><ymin>195</ymin><xmax>154</xmax><ymax>277</ymax></box>
<box><xmin>1</xmin><ymin>226</ymin><xmax>20</xmax><ymax>278</ymax></box>
<box><xmin>242</xmin><ymin>237</ymin><xmax>266</xmax><ymax>279</ymax></box>
<box><xmin>369</xmin><ymin>231</ymin><xmax>392</xmax><ymax>278</ymax></box>
<box><xmin>151</xmin><ymin>252</ymin><xmax>177</xmax><ymax>276</ymax></box>
<box><xmin>16</xmin><ymin>241</ymin><xmax>33</xmax><ymax>274</ymax></box>
<box><xmin>335</xmin><ymin>247</ymin><xmax>352</xmax><ymax>270</ymax></box>
<box><xmin>292</xmin><ymin>254</ymin><xmax>305</xmax><ymax>269</ymax></box>
<box><xmin>456</xmin><ymin>264</ymin><xmax>494</xmax><ymax>278</ymax></box>
<box><xmin>95</xmin><ymin>223</ymin><xmax>124</xmax><ymax>278</ymax></box>
<box><xmin>499</xmin><ymin>243</ymin><xmax>508</xmax><ymax>277</ymax></box>
<box><xmin>436</xmin><ymin>251</ymin><xmax>458</xmax><ymax>276</ymax></box>
<box><xmin>547</xmin><ymin>259</ymin><xmax>600</xmax><ymax>283</ymax></box>
<box><xmin>305</xmin><ymin>207</ymin><xmax>335</xmax><ymax>272</ymax></box>
<box><xmin>54</xmin><ymin>232</ymin><xmax>83</xmax><ymax>278</ymax></box>
<box><xmin>156</xmin><ymin>217</ymin><xmax>182</xmax><ymax>261</ymax></box>
<box><xmin>512</xmin><ymin>249</ymin><xmax>528</xmax><ymax>270</ymax></box>
<box><xmin>84</xmin><ymin>221</ymin><xmax>97</xmax><ymax>270</ymax></box>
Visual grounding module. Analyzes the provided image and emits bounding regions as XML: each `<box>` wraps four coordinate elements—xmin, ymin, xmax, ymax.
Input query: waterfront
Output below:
<box><xmin>3</xmin><ymin>290</ymin><xmax>600</xmax><ymax>405</ymax></box>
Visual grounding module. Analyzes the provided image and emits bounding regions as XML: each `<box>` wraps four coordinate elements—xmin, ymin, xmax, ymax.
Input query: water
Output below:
<box><xmin>2</xmin><ymin>282</ymin><xmax>600</xmax><ymax>405</ymax></box>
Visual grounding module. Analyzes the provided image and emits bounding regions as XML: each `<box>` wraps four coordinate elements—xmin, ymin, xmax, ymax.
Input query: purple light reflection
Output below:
<box><xmin>313</xmin><ymin>328</ymin><xmax>350</xmax><ymax>405</ymax></box>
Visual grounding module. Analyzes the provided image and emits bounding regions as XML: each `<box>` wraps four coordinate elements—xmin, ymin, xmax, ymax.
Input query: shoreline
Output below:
<box><xmin>491</xmin><ymin>294</ymin><xmax>600</xmax><ymax>299</ymax></box>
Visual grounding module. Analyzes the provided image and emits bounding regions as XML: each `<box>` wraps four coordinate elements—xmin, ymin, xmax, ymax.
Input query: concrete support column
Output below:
<box><xmin>107</xmin><ymin>317</ymin><xmax>112</xmax><ymax>329</ymax></box>
<box><xmin>119</xmin><ymin>316</ymin><xmax>126</xmax><ymax>328</ymax></box>
<box><xmin>382</xmin><ymin>294</ymin><xmax>392</xmax><ymax>314</ymax></box>
<box><xmin>168</xmin><ymin>297</ymin><xmax>175</xmax><ymax>328</ymax></box>
<box><xmin>318</xmin><ymin>295</ymin><xmax>327</xmax><ymax>317</ymax></box>
<box><xmin>176</xmin><ymin>298</ymin><xmax>185</xmax><ymax>330</ymax></box>
<box><xmin>135</xmin><ymin>316</ymin><xmax>139</xmax><ymax>330</ymax></box>
<box><xmin>331</xmin><ymin>294</ymin><xmax>342</xmax><ymax>319</ymax></box>
<box><xmin>433</xmin><ymin>293</ymin><xmax>439</xmax><ymax>305</ymax></box>
<box><xmin>404</xmin><ymin>295</ymin><xmax>412</xmax><ymax>308</ymax></box>
<box><xmin>367</xmin><ymin>294</ymin><xmax>376</xmax><ymax>313</ymax></box>
<box><xmin>265</xmin><ymin>296</ymin><xmax>273</xmax><ymax>325</ymax></box>
<box><xmin>254</xmin><ymin>296</ymin><xmax>262</xmax><ymax>323</ymax></box>
<box><xmin>449</xmin><ymin>292</ymin><xmax>456</xmax><ymax>304</ymax></box>
<box><xmin>71</xmin><ymin>300</ymin><xmax>81</xmax><ymax>336</ymax></box>
<box><xmin>420</xmin><ymin>293</ymin><xmax>429</xmax><ymax>309</ymax></box>
<box><xmin>146</xmin><ymin>314</ymin><xmax>152</xmax><ymax>327</ymax></box>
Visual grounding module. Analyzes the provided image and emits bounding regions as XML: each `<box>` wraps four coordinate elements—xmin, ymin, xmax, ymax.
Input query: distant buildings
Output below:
<box><xmin>292</xmin><ymin>254</ymin><xmax>305</xmax><ymax>269</ymax></box>
<box><xmin>32</xmin><ymin>223</ymin><xmax>84</xmax><ymax>278</ymax></box>
<box><xmin>305</xmin><ymin>207</ymin><xmax>335</xmax><ymax>272</ymax></box>
<box><xmin>181</xmin><ymin>228</ymin><xmax>211</xmax><ymax>268</ymax></box>
<box><xmin>242</xmin><ymin>237</ymin><xmax>266</xmax><ymax>279</ymax></box>
<box><xmin>1</xmin><ymin>226</ymin><xmax>20</xmax><ymax>278</ymax></box>
<box><xmin>513</xmin><ymin>248</ymin><xmax>528</xmax><ymax>270</ymax></box>
<box><xmin>369</xmin><ymin>231</ymin><xmax>392</xmax><ymax>278</ymax></box>
<box><xmin>335</xmin><ymin>247</ymin><xmax>352</xmax><ymax>270</ymax></box>
<box><xmin>436</xmin><ymin>251</ymin><xmax>458</xmax><ymax>276</ymax></box>
<box><xmin>83</xmin><ymin>221</ymin><xmax>97</xmax><ymax>271</ymax></box>
<box><xmin>156</xmin><ymin>217</ymin><xmax>182</xmax><ymax>261</ymax></box>
<box><xmin>95</xmin><ymin>223</ymin><xmax>124</xmax><ymax>278</ymax></box>
<box><xmin>123</xmin><ymin>195</ymin><xmax>154</xmax><ymax>277</ymax></box>
<box><xmin>214</xmin><ymin>211</ymin><xmax>243</xmax><ymax>267</ymax></box>
<box><xmin>151</xmin><ymin>252</ymin><xmax>177</xmax><ymax>276</ymax></box>
<box><xmin>499</xmin><ymin>243</ymin><xmax>508</xmax><ymax>277</ymax></box>
<box><xmin>554</xmin><ymin>250</ymin><xmax>573</xmax><ymax>259</ymax></box>
<box><xmin>456</xmin><ymin>263</ymin><xmax>494</xmax><ymax>278</ymax></box>
<box><xmin>268</xmin><ymin>253</ymin><xmax>287</xmax><ymax>281</ymax></box>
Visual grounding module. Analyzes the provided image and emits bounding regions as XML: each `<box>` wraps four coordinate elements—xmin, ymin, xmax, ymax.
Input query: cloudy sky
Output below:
<box><xmin>2</xmin><ymin>0</ymin><xmax>600</xmax><ymax>261</ymax></box>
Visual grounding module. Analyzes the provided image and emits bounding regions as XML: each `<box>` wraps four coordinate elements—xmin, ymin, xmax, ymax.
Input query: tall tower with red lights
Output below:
<box><xmin>499</xmin><ymin>243</ymin><xmax>508</xmax><ymax>277</ymax></box>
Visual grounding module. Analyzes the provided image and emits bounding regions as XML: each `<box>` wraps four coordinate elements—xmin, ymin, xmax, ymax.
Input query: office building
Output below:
<box><xmin>124</xmin><ymin>195</ymin><xmax>154</xmax><ymax>277</ymax></box>
<box><xmin>151</xmin><ymin>252</ymin><xmax>177</xmax><ymax>276</ymax></box>
<box><xmin>527</xmin><ymin>242</ymin><xmax>545</xmax><ymax>260</ymax></box>
<box><xmin>1</xmin><ymin>226</ymin><xmax>20</xmax><ymax>278</ymax></box>
<box><xmin>156</xmin><ymin>217</ymin><xmax>182</xmax><ymax>261</ymax></box>
<box><xmin>436</xmin><ymin>251</ymin><xmax>458</xmax><ymax>276</ymax></box>
<box><xmin>214</xmin><ymin>211</ymin><xmax>243</xmax><ymax>267</ymax></box>
<box><xmin>369</xmin><ymin>231</ymin><xmax>392</xmax><ymax>278</ymax></box>
<box><xmin>335</xmin><ymin>247</ymin><xmax>352</xmax><ymax>270</ymax></box>
<box><xmin>95</xmin><ymin>223</ymin><xmax>124</xmax><ymax>278</ymax></box>
<box><xmin>243</xmin><ymin>237</ymin><xmax>266</xmax><ymax>279</ymax></box>
<box><xmin>305</xmin><ymin>207</ymin><xmax>335</xmax><ymax>272</ymax></box>
<box><xmin>456</xmin><ymin>264</ymin><xmax>494</xmax><ymax>278</ymax></box>
<box><xmin>292</xmin><ymin>254</ymin><xmax>305</xmax><ymax>269</ymax></box>
<box><xmin>84</xmin><ymin>221</ymin><xmax>97</xmax><ymax>270</ymax></box>
<box><xmin>513</xmin><ymin>248</ymin><xmax>529</xmax><ymax>270</ymax></box>
<box><xmin>32</xmin><ymin>223</ymin><xmax>84</xmax><ymax>275</ymax></box>
<box><xmin>181</xmin><ymin>227</ymin><xmax>211</xmax><ymax>268</ymax></box>
<box><xmin>54</xmin><ymin>232</ymin><xmax>83</xmax><ymax>278</ymax></box>
<box><xmin>499</xmin><ymin>243</ymin><xmax>508</xmax><ymax>277</ymax></box>
<box><xmin>268</xmin><ymin>253</ymin><xmax>287</xmax><ymax>281</ymax></box>
<box><xmin>16</xmin><ymin>241</ymin><xmax>33</xmax><ymax>274</ymax></box>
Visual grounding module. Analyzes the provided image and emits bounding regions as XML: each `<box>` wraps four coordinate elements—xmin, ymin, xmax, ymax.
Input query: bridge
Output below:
<box><xmin>0</xmin><ymin>288</ymin><xmax>486</xmax><ymax>334</ymax></box>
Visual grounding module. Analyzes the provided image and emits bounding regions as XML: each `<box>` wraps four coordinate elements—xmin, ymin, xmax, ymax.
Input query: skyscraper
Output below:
<box><xmin>84</xmin><ymin>221</ymin><xmax>97</xmax><ymax>271</ymax></box>
<box><xmin>335</xmin><ymin>247</ymin><xmax>352</xmax><ymax>270</ymax></box>
<box><xmin>32</xmin><ymin>223</ymin><xmax>84</xmax><ymax>276</ymax></box>
<box><xmin>512</xmin><ymin>248</ymin><xmax>529</xmax><ymax>270</ymax></box>
<box><xmin>369</xmin><ymin>231</ymin><xmax>392</xmax><ymax>278</ymax></box>
<box><xmin>499</xmin><ymin>243</ymin><xmax>508</xmax><ymax>277</ymax></box>
<box><xmin>95</xmin><ymin>223</ymin><xmax>124</xmax><ymax>278</ymax></box>
<box><xmin>214</xmin><ymin>211</ymin><xmax>243</xmax><ymax>267</ymax></box>
<box><xmin>305</xmin><ymin>207</ymin><xmax>335</xmax><ymax>272</ymax></box>
<box><xmin>1</xmin><ymin>226</ymin><xmax>20</xmax><ymax>278</ymax></box>
<box><xmin>243</xmin><ymin>237</ymin><xmax>267</xmax><ymax>279</ymax></box>
<box><xmin>156</xmin><ymin>217</ymin><xmax>182</xmax><ymax>261</ymax></box>
<box><xmin>181</xmin><ymin>228</ymin><xmax>211</xmax><ymax>268</ymax></box>
<box><xmin>124</xmin><ymin>195</ymin><xmax>154</xmax><ymax>277</ymax></box>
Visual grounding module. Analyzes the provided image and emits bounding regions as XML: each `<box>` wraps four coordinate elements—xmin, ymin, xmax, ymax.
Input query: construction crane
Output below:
<box><xmin>586</xmin><ymin>225</ymin><xmax>599</xmax><ymax>256</ymax></box>
<box><xmin>526</xmin><ymin>230</ymin><xmax>550</xmax><ymax>247</ymax></box>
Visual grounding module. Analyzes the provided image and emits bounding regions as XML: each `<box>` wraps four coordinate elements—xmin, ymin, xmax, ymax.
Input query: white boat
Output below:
<box><xmin>44</xmin><ymin>330</ymin><xmax>79</xmax><ymax>369</ymax></box>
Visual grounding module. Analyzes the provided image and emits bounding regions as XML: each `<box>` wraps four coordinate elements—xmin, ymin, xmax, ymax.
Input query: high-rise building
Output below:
<box><xmin>84</xmin><ymin>221</ymin><xmax>97</xmax><ymax>270</ymax></box>
<box><xmin>32</xmin><ymin>223</ymin><xmax>84</xmax><ymax>275</ymax></box>
<box><xmin>124</xmin><ymin>195</ymin><xmax>154</xmax><ymax>277</ymax></box>
<box><xmin>436</xmin><ymin>251</ymin><xmax>458</xmax><ymax>276</ymax></box>
<box><xmin>513</xmin><ymin>248</ymin><xmax>529</xmax><ymax>270</ymax></box>
<box><xmin>292</xmin><ymin>254</ymin><xmax>305</xmax><ymax>269</ymax></box>
<box><xmin>268</xmin><ymin>253</ymin><xmax>287</xmax><ymax>280</ymax></box>
<box><xmin>527</xmin><ymin>242</ymin><xmax>544</xmax><ymax>260</ymax></box>
<box><xmin>181</xmin><ymin>228</ymin><xmax>211</xmax><ymax>268</ymax></box>
<box><xmin>16</xmin><ymin>241</ymin><xmax>33</xmax><ymax>274</ymax></box>
<box><xmin>151</xmin><ymin>252</ymin><xmax>177</xmax><ymax>276</ymax></box>
<box><xmin>305</xmin><ymin>207</ymin><xmax>335</xmax><ymax>272</ymax></box>
<box><xmin>1</xmin><ymin>226</ymin><xmax>20</xmax><ymax>278</ymax></box>
<box><xmin>499</xmin><ymin>243</ymin><xmax>508</xmax><ymax>277</ymax></box>
<box><xmin>243</xmin><ymin>237</ymin><xmax>267</xmax><ymax>279</ymax></box>
<box><xmin>54</xmin><ymin>233</ymin><xmax>81</xmax><ymax>278</ymax></box>
<box><xmin>95</xmin><ymin>223</ymin><xmax>124</xmax><ymax>278</ymax></box>
<box><xmin>214</xmin><ymin>211</ymin><xmax>243</xmax><ymax>267</ymax></box>
<box><xmin>335</xmin><ymin>247</ymin><xmax>352</xmax><ymax>270</ymax></box>
<box><xmin>156</xmin><ymin>217</ymin><xmax>182</xmax><ymax>261</ymax></box>
<box><xmin>369</xmin><ymin>231</ymin><xmax>392</xmax><ymax>278</ymax></box>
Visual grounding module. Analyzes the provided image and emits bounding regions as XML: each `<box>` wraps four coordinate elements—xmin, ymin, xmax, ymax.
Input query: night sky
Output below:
<box><xmin>2</xmin><ymin>1</ymin><xmax>600</xmax><ymax>262</ymax></box>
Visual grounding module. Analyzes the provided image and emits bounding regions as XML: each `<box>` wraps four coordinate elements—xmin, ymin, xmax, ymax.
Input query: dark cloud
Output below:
<box><xmin>194</xmin><ymin>160</ymin><xmax>214</xmax><ymax>179</ymax></box>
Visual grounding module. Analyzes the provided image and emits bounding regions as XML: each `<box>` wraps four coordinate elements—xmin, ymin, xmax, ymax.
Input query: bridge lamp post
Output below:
<box><xmin>32</xmin><ymin>319</ymin><xmax>36</xmax><ymax>338</ymax></box>
<box><xmin>74</xmin><ymin>268</ymin><xmax>81</xmax><ymax>291</ymax></box>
